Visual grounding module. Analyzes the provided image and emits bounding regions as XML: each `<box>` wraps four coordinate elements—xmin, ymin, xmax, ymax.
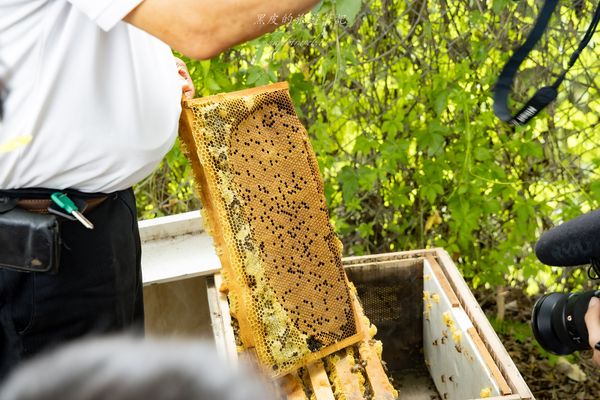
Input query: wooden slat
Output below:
<box><xmin>206</xmin><ymin>276</ymin><xmax>229</xmax><ymax>361</ymax></box>
<box><xmin>425</xmin><ymin>254</ymin><xmax>460</xmax><ymax>308</ymax></box>
<box><xmin>330</xmin><ymin>351</ymin><xmax>363</xmax><ymax>400</ymax></box>
<box><xmin>213</xmin><ymin>273</ymin><xmax>239</xmax><ymax>367</ymax></box>
<box><xmin>351</xmin><ymin>291</ymin><xmax>397</xmax><ymax>400</ymax></box>
<box><xmin>345</xmin><ymin>258</ymin><xmax>422</xmax><ymax>270</ymax></box>
<box><xmin>307</xmin><ymin>361</ymin><xmax>335</xmax><ymax>400</ymax></box>
<box><xmin>139</xmin><ymin>210</ymin><xmax>204</xmax><ymax>242</ymax></box>
<box><xmin>434</xmin><ymin>249</ymin><xmax>534</xmax><ymax>399</ymax></box>
<box><xmin>342</xmin><ymin>248</ymin><xmax>437</xmax><ymax>267</ymax></box>
<box><xmin>478</xmin><ymin>395</ymin><xmax>523</xmax><ymax>400</ymax></box>
<box><xmin>358</xmin><ymin>341</ymin><xmax>396</xmax><ymax>400</ymax></box>
<box><xmin>468</xmin><ymin>328</ymin><xmax>512</xmax><ymax>396</ymax></box>
<box><xmin>281</xmin><ymin>373</ymin><xmax>309</xmax><ymax>400</ymax></box>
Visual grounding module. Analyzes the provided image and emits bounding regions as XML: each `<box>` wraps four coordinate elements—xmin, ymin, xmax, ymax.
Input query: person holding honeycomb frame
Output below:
<box><xmin>0</xmin><ymin>0</ymin><xmax>321</xmax><ymax>380</ymax></box>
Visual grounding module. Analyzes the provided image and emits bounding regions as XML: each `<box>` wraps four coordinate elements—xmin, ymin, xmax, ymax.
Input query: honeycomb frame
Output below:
<box><xmin>179</xmin><ymin>82</ymin><xmax>363</xmax><ymax>377</ymax></box>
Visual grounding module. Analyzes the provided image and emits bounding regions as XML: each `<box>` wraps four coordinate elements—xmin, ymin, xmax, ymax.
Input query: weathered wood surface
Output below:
<box><xmin>307</xmin><ymin>361</ymin><xmax>336</xmax><ymax>400</ymax></box>
<box><xmin>281</xmin><ymin>373</ymin><xmax>308</xmax><ymax>400</ymax></box>
<box><xmin>330</xmin><ymin>352</ymin><xmax>363</xmax><ymax>400</ymax></box>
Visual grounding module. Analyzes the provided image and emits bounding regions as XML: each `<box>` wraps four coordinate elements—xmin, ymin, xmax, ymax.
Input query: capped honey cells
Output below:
<box><xmin>179</xmin><ymin>82</ymin><xmax>362</xmax><ymax>377</ymax></box>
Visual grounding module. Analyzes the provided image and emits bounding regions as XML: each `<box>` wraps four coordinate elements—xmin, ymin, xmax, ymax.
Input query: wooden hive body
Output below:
<box><xmin>206</xmin><ymin>250</ymin><xmax>534</xmax><ymax>400</ymax></box>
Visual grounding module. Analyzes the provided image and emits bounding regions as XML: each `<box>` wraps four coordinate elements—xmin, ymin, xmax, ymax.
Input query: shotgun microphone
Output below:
<box><xmin>535</xmin><ymin>208</ymin><xmax>600</xmax><ymax>267</ymax></box>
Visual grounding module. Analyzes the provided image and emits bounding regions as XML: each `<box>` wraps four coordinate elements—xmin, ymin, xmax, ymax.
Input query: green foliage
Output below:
<box><xmin>135</xmin><ymin>139</ymin><xmax>200</xmax><ymax>218</ymax></box>
<box><xmin>135</xmin><ymin>0</ymin><xmax>600</xmax><ymax>291</ymax></box>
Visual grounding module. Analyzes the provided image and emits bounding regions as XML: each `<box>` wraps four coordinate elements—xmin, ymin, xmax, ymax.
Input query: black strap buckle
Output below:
<box><xmin>588</xmin><ymin>257</ymin><xmax>600</xmax><ymax>281</ymax></box>
<box><xmin>588</xmin><ymin>258</ymin><xmax>600</xmax><ymax>280</ymax></box>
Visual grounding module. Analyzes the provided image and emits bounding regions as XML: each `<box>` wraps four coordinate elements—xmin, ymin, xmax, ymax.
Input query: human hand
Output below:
<box><xmin>585</xmin><ymin>296</ymin><xmax>600</xmax><ymax>366</ymax></box>
<box><xmin>175</xmin><ymin>57</ymin><xmax>195</xmax><ymax>99</ymax></box>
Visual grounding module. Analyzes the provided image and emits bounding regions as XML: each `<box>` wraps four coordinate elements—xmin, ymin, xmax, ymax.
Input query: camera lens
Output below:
<box><xmin>531</xmin><ymin>290</ymin><xmax>600</xmax><ymax>355</ymax></box>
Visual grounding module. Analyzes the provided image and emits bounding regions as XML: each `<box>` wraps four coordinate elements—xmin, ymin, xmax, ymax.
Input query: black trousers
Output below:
<box><xmin>0</xmin><ymin>188</ymin><xmax>144</xmax><ymax>380</ymax></box>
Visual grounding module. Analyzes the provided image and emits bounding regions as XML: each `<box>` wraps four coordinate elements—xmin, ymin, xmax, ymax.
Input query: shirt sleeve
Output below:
<box><xmin>67</xmin><ymin>0</ymin><xmax>144</xmax><ymax>31</ymax></box>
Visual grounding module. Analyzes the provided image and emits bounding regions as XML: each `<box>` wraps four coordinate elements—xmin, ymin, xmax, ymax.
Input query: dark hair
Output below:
<box><xmin>0</xmin><ymin>336</ymin><xmax>275</xmax><ymax>400</ymax></box>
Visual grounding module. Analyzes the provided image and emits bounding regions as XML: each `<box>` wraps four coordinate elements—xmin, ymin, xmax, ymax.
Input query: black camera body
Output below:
<box><xmin>532</xmin><ymin>290</ymin><xmax>600</xmax><ymax>355</ymax></box>
<box><xmin>531</xmin><ymin>208</ymin><xmax>600</xmax><ymax>355</ymax></box>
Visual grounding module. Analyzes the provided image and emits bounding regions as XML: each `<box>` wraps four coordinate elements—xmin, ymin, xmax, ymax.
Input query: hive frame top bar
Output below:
<box><xmin>182</xmin><ymin>82</ymin><xmax>290</xmax><ymax>107</ymax></box>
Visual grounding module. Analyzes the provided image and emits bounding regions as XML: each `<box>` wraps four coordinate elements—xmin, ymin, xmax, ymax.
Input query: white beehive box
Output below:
<box><xmin>139</xmin><ymin>213</ymin><xmax>534</xmax><ymax>400</ymax></box>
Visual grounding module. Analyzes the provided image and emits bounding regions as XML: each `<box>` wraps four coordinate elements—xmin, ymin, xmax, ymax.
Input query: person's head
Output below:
<box><xmin>0</xmin><ymin>335</ymin><xmax>275</xmax><ymax>400</ymax></box>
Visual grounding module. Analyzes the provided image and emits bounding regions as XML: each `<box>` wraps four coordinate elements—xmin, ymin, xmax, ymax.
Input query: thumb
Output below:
<box><xmin>585</xmin><ymin>296</ymin><xmax>600</xmax><ymax>349</ymax></box>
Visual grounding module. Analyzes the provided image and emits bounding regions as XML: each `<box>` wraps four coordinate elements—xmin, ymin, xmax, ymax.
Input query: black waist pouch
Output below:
<box><xmin>0</xmin><ymin>202</ymin><xmax>60</xmax><ymax>273</ymax></box>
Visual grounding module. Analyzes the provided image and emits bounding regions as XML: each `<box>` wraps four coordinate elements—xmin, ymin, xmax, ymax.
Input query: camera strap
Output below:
<box><xmin>493</xmin><ymin>0</ymin><xmax>600</xmax><ymax>126</ymax></box>
<box><xmin>589</xmin><ymin>258</ymin><xmax>600</xmax><ymax>279</ymax></box>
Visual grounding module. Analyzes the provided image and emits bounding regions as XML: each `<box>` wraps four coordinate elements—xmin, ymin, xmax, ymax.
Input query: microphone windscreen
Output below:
<box><xmin>535</xmin><ymin>208</ymin><xmax>600</xmax><ymax>267</ymax></box>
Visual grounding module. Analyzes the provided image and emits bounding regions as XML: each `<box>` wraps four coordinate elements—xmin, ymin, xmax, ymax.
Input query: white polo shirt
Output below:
<box><xmin>0</xmin><ymin>0</ymin><xmax>182</xmax><ymax>193</ymax></box>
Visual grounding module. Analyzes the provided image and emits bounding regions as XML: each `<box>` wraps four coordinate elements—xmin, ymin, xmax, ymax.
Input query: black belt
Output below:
<box><xmin>0</xmin><ymin>188</ymin><xmax>109</xmax><ymax>215</ymax></box>
<box><xmin>16</xmin><ymin>197</ymin><xmax>107</xmax><ymax>215</ymax></box>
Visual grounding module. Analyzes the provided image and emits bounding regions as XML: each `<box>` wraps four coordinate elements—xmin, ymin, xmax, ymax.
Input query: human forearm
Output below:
<box><xmin>125</xmin><ymin>0</ymin><xmax>321</xmax><ymax>59</ymax></box>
